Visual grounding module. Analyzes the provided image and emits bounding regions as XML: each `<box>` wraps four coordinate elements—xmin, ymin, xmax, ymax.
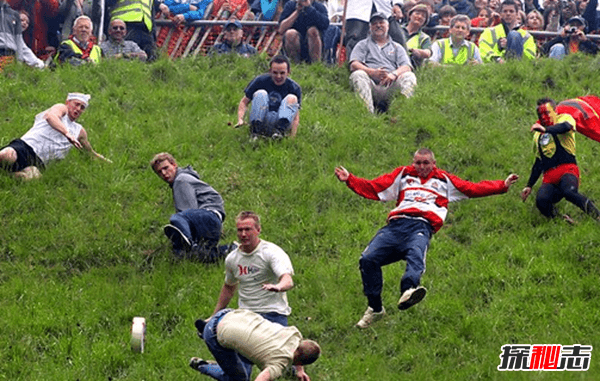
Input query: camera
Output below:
<box><xmin>566</xmin><ymin>26</ymin><xmax>578</xmax><ymax>34</ymax></box>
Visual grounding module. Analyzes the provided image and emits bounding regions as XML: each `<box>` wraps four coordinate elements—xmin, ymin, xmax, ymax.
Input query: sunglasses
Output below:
<box><xmin>112</xmin><ymin>26</ymin><xmax>126</xmax><ymax>30</ymax></box>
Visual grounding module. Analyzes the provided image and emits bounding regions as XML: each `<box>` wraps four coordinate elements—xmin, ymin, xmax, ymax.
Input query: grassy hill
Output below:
<box><xmin>1</xmin><ymin>53</ymin><xmax>599</xmax><ymax>380</ymax></box>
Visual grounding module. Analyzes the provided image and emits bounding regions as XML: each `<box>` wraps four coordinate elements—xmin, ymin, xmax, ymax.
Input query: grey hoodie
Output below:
<box><xmin>171</xmin><ymin>165</ymin><xmax>226</xmax><ymax>220</ymax></box>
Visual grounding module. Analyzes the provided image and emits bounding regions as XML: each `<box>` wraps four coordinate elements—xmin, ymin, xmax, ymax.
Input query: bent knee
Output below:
<box><xmin>0</xmin><ymin>147</ymin><xmax>18</xmax><ymax>163</ymax></box>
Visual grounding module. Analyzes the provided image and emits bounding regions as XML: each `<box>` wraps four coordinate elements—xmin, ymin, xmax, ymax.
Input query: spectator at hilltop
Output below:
<box><xmin>278</xmin><ymin>0</ymin><xmax>329</xmax><ymax>63</ymax></box>
<box><xmin>430</xmin><ymin>14</ymin><xmax>482</xmax><ymax>65</ymax></box>
<box><xmin>479</xmin><ymin>0</ymin><xmax>537</xmax><ymax>62</ymax></box>
<box><xmin>542</xmin><ymin>16</ymin><xmax>599</xmax><ymax>58</ymax></box>
<box><xmin>350</xmin><ymin>13</ymin><xmax>416</xmax><ymax>114</ymax></box>
<box><xmin>56</xmin><ymin>15</ymin><xmax>101</xmax><ymax>65</ymax></box>
<box><xmin>162</xmin><ymin>0</ymin><xmax>213</xmax><ymax>25</ymax></box>
<box><xmin>433</xmin><ymin>4</ymin><xmax>456</xmax><ymax>39</ymax></box>
<box><xmin>0</xmin><ymin>0</ymin><xmax>44</xmax><ymax>70</ymax></box>
<box><xmin>100</xmin><ymin>18</ymin><xmax>147</xmax><ymax>61</ymax></box>
<box><xmin>344</xmin><ymin>0</ymin><xmax>407</xmax><ymax>60</ymax></box>
<box><xmin>403</xmin><ymin>4</ymin><xmax>433</xmax><ymax>68</ymax></box>
<box><xmin>210</xmin><ymin>19</ymin><xmax>257</xmax><ymax>56</ymax></box>
<box><xmin>107</xmin><ymin>0</ymin><xmax>168</xmax><ymax>61</ymax></box>
<box><xmin>8</xmin><ymin>0</ymin><xmax>60</xmax><ymax>60</ymax></box>
<box><xmin>57</xmin><ymin>0</ymin><xmax>98</xmax><ymax>41</ymax></box>
<box><xmin>235</xmin><ymin>55</ymin><xmax>301</xmax><ymax>139</ymax></box>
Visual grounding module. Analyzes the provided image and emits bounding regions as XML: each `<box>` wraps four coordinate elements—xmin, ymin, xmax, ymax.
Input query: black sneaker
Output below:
<box><xmin>194</xmin><ymin>319</ymin><xmax>207</xmax><ymax>339</ymax></box>
<box><xmin>163</xmin><ymin>224</ymin><xmax>191</xmax><ymax>251</ymax></box>
<box><xmin>189</xmin><ymin>357</ymin><xmax>215</xmax><ymax>371</ymax></box>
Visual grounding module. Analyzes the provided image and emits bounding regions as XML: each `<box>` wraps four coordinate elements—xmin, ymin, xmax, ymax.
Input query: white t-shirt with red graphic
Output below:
<box><xmin>224</xmin><ymin>239</ymin><xmax>294</xmax><ymax>316</ymax></box>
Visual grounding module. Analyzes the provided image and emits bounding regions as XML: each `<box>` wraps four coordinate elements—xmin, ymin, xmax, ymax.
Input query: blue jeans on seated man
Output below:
<box><xmin>249</xmin><ymin>90</ymin><xmax>299</xmax><ymax>137</ymax></box>
<box><xmin>548</xmin><ymin>43</ymin><xmax>566</xmax><ymax>59</ymax></box>
<box><xmin>505</xmin><ymin>30</ymin><xmax>525</xmax><ymax>59</ymax></box>
<box><xmin>168</xmin><ymin>209</ymin><xmax>225</xmax><ymax>261</ymax></box>
<box><xmin>196</xmin><ymin>310</ymin><xmax>289</xmax><ymax>381</ymax></box>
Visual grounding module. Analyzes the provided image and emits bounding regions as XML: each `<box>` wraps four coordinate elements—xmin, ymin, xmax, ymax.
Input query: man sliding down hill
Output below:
<box><xmin>0</xmin><ymin>93</ymin><xmax>111</xmax><ymax>180</ymax></box>
<box><xmin>335</xmin><ymin>148</ymin><xmax>519</xmax><ymax>329</ymax></box>
<box><xmin>521</xmin><ymin>96</ymin><xmax>600</xmax><ymax>222</ymax></box>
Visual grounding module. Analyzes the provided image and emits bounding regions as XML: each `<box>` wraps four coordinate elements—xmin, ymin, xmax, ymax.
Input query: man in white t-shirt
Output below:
<box><xmin>0</xmin><ymin>93</ymin><xmax>111</xmax><ymax>179</ymax></box>
<box><xmin>212</xmin><ymin>210</ymin><xmax>295</xmax><ymax>325</ymax></box>
<box><xmin>200</xmin><ymin>211</ymin><xmax>310</xmax><ymax>379</ymax></box>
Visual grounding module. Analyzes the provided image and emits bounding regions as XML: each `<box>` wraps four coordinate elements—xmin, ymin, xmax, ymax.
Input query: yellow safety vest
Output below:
<box><xmin>58</xmin><ymin>39</ymin><xmax>102</xmax><ymax>64</ymax></box>
<box><xmin>479</xmin><ymin>23</ymin><xmax>536</xmax><ymax>62</ymax></box>
<box><xmin>435</xmin><ymin>38</ymin><xmax>475</xmax><ymax>65</ymax></box>
<box><xmin>111</xmin><ymin>0</ymin><xmax>153</xmax><ymax>32</ymax></box>
<box><xmin>406</xmin><ymin>30</ymin><xmax>430</xmax><ymax>51</ymax></box>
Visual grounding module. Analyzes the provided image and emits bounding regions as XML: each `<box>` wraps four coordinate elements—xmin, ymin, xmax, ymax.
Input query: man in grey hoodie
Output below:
<box><xmin>151</xmin><ymin>152</ymin><xmax>232</xmax><ymax>262</ymax></box>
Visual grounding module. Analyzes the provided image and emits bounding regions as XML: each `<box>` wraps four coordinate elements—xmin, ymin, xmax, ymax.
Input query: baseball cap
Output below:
<box><xmin>370</xmin><ymin>12</ymin><xmax>387</xmax><ymax>23</ymax></box>
<box><xmin>567</xmin><ymin>16</ymin><xmax>586</xmax><ymax>27</ymax></box>
<box><xmin>224</xmin><ymin>19</ymin><xmax>242</xmax><ymax>29</ymax></box>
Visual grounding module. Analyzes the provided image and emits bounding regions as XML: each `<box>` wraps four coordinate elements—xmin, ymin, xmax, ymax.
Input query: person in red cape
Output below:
<box><xmin>521</xmin><ymin>97</ymin><xmax>600</xmax><ymax>223</ymax></box>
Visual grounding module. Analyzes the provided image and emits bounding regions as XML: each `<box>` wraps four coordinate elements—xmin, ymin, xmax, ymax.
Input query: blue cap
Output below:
<box><xmin>224</xmin><ymin>20</ymin><xmax>242</xmax><ymax>29</ymax></box>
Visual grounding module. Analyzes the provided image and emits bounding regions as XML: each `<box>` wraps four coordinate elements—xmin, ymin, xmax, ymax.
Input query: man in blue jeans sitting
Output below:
<box><xmin>151</xmin><ymin>152</ymin><xmax>233</xmax><ymax>262</ymax></box>
<box><xmin>235</xmin><ymin>55</ymin><xmax>302</xmax><ymax>139</ymax></box>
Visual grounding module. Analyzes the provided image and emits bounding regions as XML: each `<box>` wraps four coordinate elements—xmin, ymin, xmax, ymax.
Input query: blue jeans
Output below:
<box><xmin>249</xmin><ymin>90</ymin><xmax>299</xmax><ymax>137</ymax></box>
<box><xmin>549</xmin><ymin>43</ymin><xmax>566</xmax><ymax>60</ymax></box>
<box><xmin>359</xmin><ymin>218</ymin><xmax>432</xmax><ymax>297</ymax></box>
<box><xmin>505</xmin><ymin>30</ymin><xmax>525</xmax><ymax>59</ymax></box>
<box><xmin>198</xmin><ymin>310</ymin><xmax>289</xmax><ymax>381</ymax></box>
<box><xmin>169</xmin><ymin>209</ymin><xmax>223</xmax><ymax>258</ymax></box>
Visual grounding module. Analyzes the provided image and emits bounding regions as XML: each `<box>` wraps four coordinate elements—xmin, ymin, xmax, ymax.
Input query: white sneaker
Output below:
<box><xmin>355</xmin><ymin>306</ymin><xmax>386</xmax><ymax>329</ymax></box>
<box><xmin>398</xmin><ymin>286</ymin><xmax>427</xmax><ymax>310</ymax></box>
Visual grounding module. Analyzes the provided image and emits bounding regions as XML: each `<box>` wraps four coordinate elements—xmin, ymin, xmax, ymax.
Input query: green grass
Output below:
<box><xmin>1</xmin><ymin>53</ymin><xmax>600</xmax><ymax>380</ymax></box>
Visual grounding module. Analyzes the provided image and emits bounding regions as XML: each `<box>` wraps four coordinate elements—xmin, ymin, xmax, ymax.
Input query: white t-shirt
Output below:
<box><xmin>224</xmin><ymin>240</ymin><xmax>294</xmax><ymax>316</ymax></box>
<box><xmin>21</xmin><ymin>110</ymin><xmax>83</xmax><ymax>165</ymax></box>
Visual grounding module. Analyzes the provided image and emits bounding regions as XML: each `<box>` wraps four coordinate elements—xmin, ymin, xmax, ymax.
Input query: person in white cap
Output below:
<box><xmin>0</xmin><ymin>92</ymin><xmax>111</xmax><ymax>180</ymax></box>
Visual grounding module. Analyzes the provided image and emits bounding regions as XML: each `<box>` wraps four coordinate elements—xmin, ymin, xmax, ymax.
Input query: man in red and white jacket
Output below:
<box><xmin>335</xmin><ymin>148</ymin><xmax>519</xmax><ymax>329</ymax></box>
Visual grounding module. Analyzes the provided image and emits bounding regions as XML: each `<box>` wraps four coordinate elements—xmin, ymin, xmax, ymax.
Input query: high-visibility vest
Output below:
<box><xmin>111</xmin><ymin>0</ymin><xmax>153</xmax><ymax>32</ymax></box>
<box><xmin>435</xmin><ymin>38</ymin><xmax>476</xmax><ymax>65</ymax></box>
<box><xmin>406</xmin><ymin>30</ymin><xmax>430</xmax><ymax>51</ymax></box>
<box><xmin>59</xmin><ymin>39</ymin><xmax>102</xmax><ymax>63</ymax></box>
<box><xmin>479</xmin><ymin>23</ymin><xmax>536</xmax><ymax>62</ymax></box>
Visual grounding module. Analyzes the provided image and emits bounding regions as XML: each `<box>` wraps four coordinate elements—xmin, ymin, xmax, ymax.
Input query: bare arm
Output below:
<box><xmin>254</xmin><ymin>369</ymin><xmax>273</xmax><ymax>381</ymax></box>
<box><xmin>236</xmin><ymin>96</ymin><xmax>251</xmax><ymax>127</ymax></box>
<box><xmin>262</xmin><ymin>273</ymin><xmax>294</xmax><ymax>292</ymax></box>
<box><xmin>213</xmin><ymin>283</ymin><xmax>237</xmax><ymax>314</ymax></box>
<box><xmin>45</xmin><ymin>104</ymin><xmax>82</xmax><ymax>149</ymax></box>
<box><xmin>289</xmin><ymin>112</ymin><xmax>300</xmax><ymax>137</ymax></box>
<box><xmin>78</xmin><ymin>128</ymin><xmax>112</xmax><ymax>163</ymax></box>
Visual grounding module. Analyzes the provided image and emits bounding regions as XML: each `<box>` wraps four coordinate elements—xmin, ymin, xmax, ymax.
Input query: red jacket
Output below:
<box><xmin>346</xmin><ymin>166</ymin><xmax>509</xmax><ymax>233</ymax></box>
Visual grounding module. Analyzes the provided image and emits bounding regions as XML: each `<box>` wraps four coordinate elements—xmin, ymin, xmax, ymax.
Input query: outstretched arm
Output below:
<box><xmin>236</xmin><ymin>96</ymin><xmax>251</xmax><ymax>127</ymax></box>
<box><xmin>78</xmin><ymin>128</ymin><xmax>112</xmax><ymax>163</ymax></box>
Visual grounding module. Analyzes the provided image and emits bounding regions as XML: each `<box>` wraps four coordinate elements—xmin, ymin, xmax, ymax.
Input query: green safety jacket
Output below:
<box><xmin>434</xmin><ymin>38</ymin><xmax>477</xmax><ymax>65</ymax></box>
<box><xmin>479</xmin><ymin>23</ymin><xmax>536</xmax><ymax>62</ymax></box>
<box><xmin>111</xmin><ymin>0</ymin><xmax>153</xmax><ymax>32</ymax></box>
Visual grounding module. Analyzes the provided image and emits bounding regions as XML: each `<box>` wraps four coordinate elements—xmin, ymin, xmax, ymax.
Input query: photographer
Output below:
<box><xmin>542</xmin><ymin>16</ymin><xmax>599</xmax><ymax>58</ymax></box>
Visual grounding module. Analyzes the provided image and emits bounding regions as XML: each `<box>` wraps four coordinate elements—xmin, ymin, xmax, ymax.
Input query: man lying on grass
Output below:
<box><xmin>0</xmin><ymin>92</ymin><xmax>111</xmax><ymax>180</ymax></box>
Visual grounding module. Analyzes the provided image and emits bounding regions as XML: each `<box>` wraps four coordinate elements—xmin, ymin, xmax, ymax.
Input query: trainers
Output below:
<box><xmin>271</xmin><ymin>132</ymin><xmax>283</xmax><ymax>140</ymax></box>
<box><xmin>355</xmin><ymin>306</ymin><xmax>386</xmax><ymax>329</ymax></box>
<box><xmin>398</xmin><ymin>286</ymin><xmax>427</xmax><ymax>310</ymax></box>
<box><xmin>194</xmin><ymin>319</ymin><xmax>207</xmax><ymax>338</ymax></box>
<box><xmin>164</xmin><ymin>224</ymin><xmax>191</xmax><ymax>251</ymax></box>
<box><xmin>189</xmin><ymin>357</ymin><xmax>216</xmax><ymax>371</ymax></box>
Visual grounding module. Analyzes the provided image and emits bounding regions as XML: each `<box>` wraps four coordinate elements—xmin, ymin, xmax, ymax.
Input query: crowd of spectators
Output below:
<box><xmin>0</xmin><ymin>0</ymin><xmax>599</xmax><ymax>70</ymax></box>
